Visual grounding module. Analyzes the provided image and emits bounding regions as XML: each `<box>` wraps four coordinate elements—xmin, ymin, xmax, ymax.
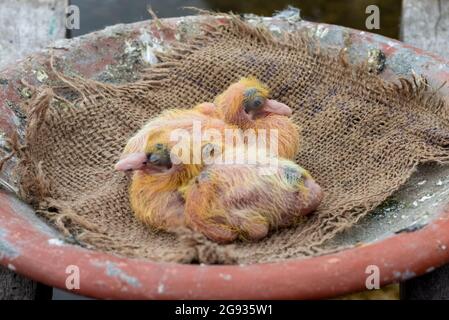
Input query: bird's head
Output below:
<box><xmin>114</xmin><ymin>142</ymin><xmax>174</xmax><ymax>174</ymax></box>
<box><xmin>215</xmin><ymin>77</ymin><xmax>292</xmax><ymax>127</ymax></box>
<box><xmin>114</xmin><ymin>137</ymin><xmax>210</xmax><ymax>188</ymax></box>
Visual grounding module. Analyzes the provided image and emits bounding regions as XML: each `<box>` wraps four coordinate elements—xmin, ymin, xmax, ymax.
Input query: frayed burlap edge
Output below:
<box><xmin>2</xmin><ymin>48</ymin><xmax>238</xmax><ymax>265</ymax></box>
<box><xmin>3</xmin><ymin>13</ymin><xmax>449</xmax><ymax>263</ymax></box>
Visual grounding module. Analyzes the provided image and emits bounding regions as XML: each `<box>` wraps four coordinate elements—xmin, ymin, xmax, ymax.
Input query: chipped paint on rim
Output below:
<box><xmin>92</xmin><ymin>260</ymin><xmax>142</xmax><ymax>288</ymax></box>
<box><xmin>0</xmin><ymin>228</ymin><xmax>20</xmax><ymax>260</ymax></box>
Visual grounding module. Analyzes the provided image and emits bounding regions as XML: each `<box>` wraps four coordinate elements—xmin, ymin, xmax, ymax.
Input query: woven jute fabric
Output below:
<box><xmin>7</xmin><ymin>16</ymin><xmax>449</xmax><ymax>264</ymax></box>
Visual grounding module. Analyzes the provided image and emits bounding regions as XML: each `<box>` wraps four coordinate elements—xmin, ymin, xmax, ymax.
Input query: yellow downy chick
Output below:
<box><xmin>184</xmin><ymin>145</ymin><xmax>323</xmax><ymax>243</ymax></box>
<box><xmin>115</xmin><ymin>103</ymin><xmax>225</xmax><ymax>231</ymax></box>
<box><xmin>115</xmin><ymin>78</ymin><xmax>313</xmax><ymax>239</ymax></box>
<box><xmin>214</xmin><ymin>77</ymin><xmax>301</xmax><ymax>160</ymax></box>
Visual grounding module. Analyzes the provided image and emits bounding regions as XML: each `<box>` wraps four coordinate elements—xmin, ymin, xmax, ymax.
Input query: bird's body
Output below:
<box><xmin>117</xmin><ymin>102</ymin><xmax>226</xmax><ymax>230</ymax></box>
<box><xmin>184</xmin><ymin>146</ymin><xmax>322</xmax><ymax>243</ymax></box>
<box><xmin>252</xmin><ymin>114</ymin><xmax>300</xmax><ymax>160</ymax></box>
<box><xmin>115</xmin><ymin>77</ymin><xmax>320</xmax><ymax>241</ymax></box>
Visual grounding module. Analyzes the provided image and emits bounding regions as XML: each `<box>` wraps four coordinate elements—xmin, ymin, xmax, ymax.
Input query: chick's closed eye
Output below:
<box><xmin>243</xmin><ymin>86</ymin><xmax>266</xmax><ymax>108</ymax></box>
<box><xmin>146</xmin><ymin>143</ymin><xmax>172</xmax><ymax>170</ymax></box>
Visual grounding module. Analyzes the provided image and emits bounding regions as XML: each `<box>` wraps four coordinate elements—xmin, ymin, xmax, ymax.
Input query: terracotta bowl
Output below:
<box><xmin>1</xmin><ymin>15</ymin><xmax>449</xmax><ymax>299</ymax></box>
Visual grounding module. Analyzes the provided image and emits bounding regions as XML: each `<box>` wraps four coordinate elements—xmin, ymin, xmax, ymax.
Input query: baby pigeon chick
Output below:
<box><xmin>214</xmin><ymin>77</ymin><xmax>301</xmax><ymax>160</ymax></box>
<box><xmin>115</xmin><ymin>80</ymin><xmax>307</xmax><ymax>237</ymax></box>
<box><xmin>116</xmin><ymin>142</ymin><xmax>200</xmax><ymax>231</ymax></box>
<box><xmin>183</xmin><ymin>145</ymin><xmax>323</xmax><ymax>243</ymax></box>
<box><xmin>115</xmin><ymin>103</ymin><xmax>226</xmax><ymax>231</ymax></box>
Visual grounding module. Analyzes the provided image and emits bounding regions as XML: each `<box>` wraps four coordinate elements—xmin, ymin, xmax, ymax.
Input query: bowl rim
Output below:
<box><xmin>2</xmin><ymin>190</ymin><xmax>449</xmax><ymax>299</ymax></box>
<box><xmin>2</xmin><ymin>16</ymin><xmax>449</xmax><ymax>299</ymax></box>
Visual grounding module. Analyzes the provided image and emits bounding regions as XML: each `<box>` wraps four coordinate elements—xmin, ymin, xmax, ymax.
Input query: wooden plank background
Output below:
<box><xmin>0</xmin><ymin>0</ymin><xmax>67</xmax><ymax>70</ymax></box>
<box><xmin>0</xmin><ymin>0</ymin><xmax>67</xmax><ymax>299</ymax></box>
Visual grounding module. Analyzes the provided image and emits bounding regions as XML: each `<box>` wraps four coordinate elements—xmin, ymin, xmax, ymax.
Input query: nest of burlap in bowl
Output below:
<box><xmin>5</xmin><ymin>15</ymin><xmax>449</xmax><ymax>264</ymax></box>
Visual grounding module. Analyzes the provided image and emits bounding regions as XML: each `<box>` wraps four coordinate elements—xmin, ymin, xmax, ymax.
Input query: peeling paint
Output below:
<box><xmin>418</xmin><ymin>194</ymin><xmax>434</xmax><ymax>202</ymax></box>
<box><xmin>138</xmin><ymin>29</ymin><xmax>163</xmax><ymax>65</ymax></box>
<box><xmin>92</xmin><ymin>260</ymin><xmax>141</xmax><ymax>288</ymax></box>
<box><xmin>426</xmin><ymin>266</ymin><xmax>435</xmax><ymax>273</ymax></box>
<box><xmin>273</xmin><ymin>6</ymin><xmax>302</xmax><ymax>24</ymax></box>
<box><xmin>367</xmin><ymin>48</ymin><xmax>386</xmax><ymax>74</ymax></box>
<box><xmin>19</xmin><ymin>86</ymin><xmax>33</xmax><ymax>99</ymax></box>
<box><xmin>34</xmin><ymin>69</ymin><xmax>48</xmax><ymax>83</ymax></box>
<box><xmin>315</xmin><ymin>25</ymin><xmax>329</xmax><ymax>39</ymax></box>
<box><xmin>393</xmin><ymin>269</ymin><xmax>416</xmax><ymax>281</ymax></box>
<box><xmin>48</xmin><ymin>238</ymin><xmax>65</xmax><ymax>246</ymax></box>
<box><xmin>388</xmin><ymin>50</ymin><xmax>415</xmax><ymax>75</ymax></box>
<box><xmin>330</xmin><ymin>162</ymin><xmax>449</xmax><ymax>249</ymax></box>
<box><xmin>0</xmin><ymin>131</ymin><xmax>8</xmax><ymax>151</ymax></box>
<box><xmin>0</xmin><ymin>228</ymin><xmax>19</xmax><ymax>260</ymax></box>
<box><xmin>141</xmin><ymin>45</ymin><xmax>158</xmax><ymax>65</ymax></box>
<box><xmin>401</xmin><ymin>270</ymin><xmax>416</xmax><ymax>281</ymax></box>
<box><xmin>104</xmin><ymin>262</ymin><xmax>141</xmax><ymax>287</ymax></box>
<box><xmin>327</xmin><ymin>258</ymin><xmax>340</xmax><ymax>264</ymax></box>
<box><xmin>219</xmin><ymin>273</ymin><xmax>232</xmax><ymax>281</ymax></box>
<box><xmin>174</xmin><ymin>19</ymin><xmax>202</xmax><ymax>42</ymax></box>
<box><xmin>268</xmin><ymin>25</ymin><xmax>283</xmax><ymax>37</ymax></box>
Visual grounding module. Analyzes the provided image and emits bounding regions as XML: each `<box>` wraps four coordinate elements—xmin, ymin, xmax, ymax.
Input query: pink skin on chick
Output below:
<box><xmin>184</xmin><ymin>146</ymin><xmax>323</xmax><ymax>243</ymax></box>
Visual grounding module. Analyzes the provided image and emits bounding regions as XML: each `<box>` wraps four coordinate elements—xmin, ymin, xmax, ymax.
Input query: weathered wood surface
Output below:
<box><xmin>0</xmin><ymin>0</ymin><xmax>68</xmax><ymax>70</ymax></box>
<box><xmin>0</xmin><ymin>266</ymin><xmax>37</xmax><ymax>300</ymax></box>
<box><xmin>401</xmin><ymin>0</ymin><xmax>449</xmax><ymax>300</ymax></box>
<box><xmin>401</xmin><ymin>264</ymin><xmax>449</xmax><ymax>300</ymax></box>
<box><xmin>0</xmin><ymin>0</ymin><xmax>67</xmax><ymax>299</ymax></box>
<box><xmin>401</xmin><ymin>0</ymin><xmax>449</xmax><ymax>58</ymax></box>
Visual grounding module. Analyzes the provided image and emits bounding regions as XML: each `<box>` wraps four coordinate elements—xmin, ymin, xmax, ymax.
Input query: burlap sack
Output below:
<box><xmin>7</xmin><ymin>16</ymin><xmax>449</xmax><ymax>264</ymax></box>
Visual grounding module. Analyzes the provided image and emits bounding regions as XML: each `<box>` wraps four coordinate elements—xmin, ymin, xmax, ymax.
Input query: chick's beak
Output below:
<box><xmin>114</xmin><ymin>152</ymin><xmax>147</xmax><ymax>171</ymax></box>
<box><xmin>262</xmin><ymin>99</ymin><xmax>293</xmax><ymax>116</ymax></box>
